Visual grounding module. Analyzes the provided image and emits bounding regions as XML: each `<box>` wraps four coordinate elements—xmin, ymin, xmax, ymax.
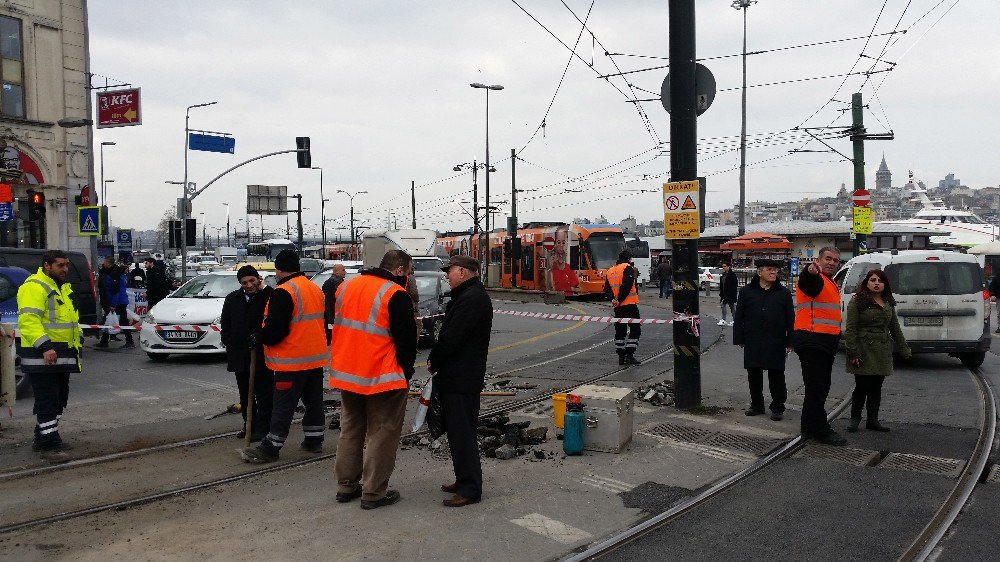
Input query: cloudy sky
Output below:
<box><xmin>88</xmin><ymin>0</ymin><xmax>992</xmax><ymax>239</ymax></box>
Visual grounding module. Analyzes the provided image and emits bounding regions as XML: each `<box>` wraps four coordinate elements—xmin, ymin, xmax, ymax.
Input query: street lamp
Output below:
<box><xmin>180</xmin><ymin>101</ymin><xmax>218</xmax><ymax>282</ymax></box>
<box><xmin>311</xmin><ymin>166</ymin><xmax>326</xmax><ymax>252</ymax></box>
<box><xmin>100</xmin><ymin>141</ymin><xmax>116</xmax><ymax>205</ymax></box>
<box><xmin>732</xmin><ymin>0</ymin><xmax>756</xmax><ymax>235</ymax></box>
<box><xmin>471</xmin><ymin>82</ymin><xmax>503</xmax><ymax>286</ymax></box>
<box><xmin>222</xmin><ymin>202</ymin><xmax>231</xmax><ymax>246</ymax></box>
<box><xmin>199</xmin><ymin>212</ymin><xmax>207</xmax><ymax>253</ymax></box>
<box><xmin>337</xmin><ymin>189</ymin><xmax>368</xmax><ymax>244</ymax></box>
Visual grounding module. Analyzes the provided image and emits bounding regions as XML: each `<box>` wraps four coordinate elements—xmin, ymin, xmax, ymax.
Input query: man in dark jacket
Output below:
<box><xmin>718</xmin><ymin>262</ymin><xmax>739</xmax><ymax>326</ymax></box>
<box><xmin>733</xmin><ymin>259</ymin><xmax>794</xmax><ymax>421</ymax></box>
<box><xmin>128</xmin><ymin>262</ymin><xmax>146</xmax><ymax>288</ymax></box>
<box><xmin>429</xmin><ymin>255</ymin><xmax>493</xmax><ymax>507</ymax></box>
<box><xmin>322</xmin><ymin>263</ymin><xmax>347</xmax><ymax>345</ymax></box>
<box><xmin>220</xmin><ymin>265</ymin><xmax>274</xmax><ymax>440</ymax></box>
<box><xmin>144</xmin><ymin>257</ymin><xmax>172</xmax><ymax>309</ymax></box>
<box><xmin>656</xmin><ymin>257</ymin><xmax>672</xmax><ymax>299</ymax></box>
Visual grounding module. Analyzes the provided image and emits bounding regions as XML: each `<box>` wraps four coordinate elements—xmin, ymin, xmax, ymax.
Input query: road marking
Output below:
<box><xmin>136</xmin><ymin>396</ymin><xmax>160</xmax><ymax>402</ymax></box>
<box><xmin>580</xmin><ymin>475</ymin><xmax>636</xmax><ymax>494</ymax></box>
<box><xmin>112</xmin><ymin>390</ymin><xmax>143</xmax><ymax>398</ymax></box>
<box><xmin>489</xmin><ymin>304</ymin><xmax>592</xmax><ymax>353</ymax></box>
<box><xmin>509</xmin><ymin>513</ymin><xmax>592</xmax><ymax>544</ymax></box>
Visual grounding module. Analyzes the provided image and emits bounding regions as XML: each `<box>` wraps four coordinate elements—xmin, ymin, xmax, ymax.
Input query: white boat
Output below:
<box><xmin>877</xmin><ymin>176</ymin><xmax>998</xmax><ymax>247</ymax></box>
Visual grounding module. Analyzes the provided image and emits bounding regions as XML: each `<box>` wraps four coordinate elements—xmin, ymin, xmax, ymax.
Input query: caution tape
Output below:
<box><xmin>492</xmin><ymin>309</ymin><xmax>700</xmax><ymax>326</ymax></box>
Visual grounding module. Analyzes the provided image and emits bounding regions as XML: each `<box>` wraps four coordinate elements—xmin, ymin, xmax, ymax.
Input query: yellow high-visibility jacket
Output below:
<box><xmin>16</xmin><ymin>268</ymin><xmax>82</xmax><ymax>374</ymax></box>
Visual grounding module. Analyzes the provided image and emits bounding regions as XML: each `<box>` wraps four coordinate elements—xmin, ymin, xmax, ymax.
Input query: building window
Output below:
<box><xmin>0</xmin><ymin>16</ymin><xmax>24</xmax><ymax>118</ymax></box>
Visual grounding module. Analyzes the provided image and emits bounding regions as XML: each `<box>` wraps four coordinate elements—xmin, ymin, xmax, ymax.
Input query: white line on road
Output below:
<box><xmin>580</xmin><ymin>475</ymin><xmax>636</xmax><ymax>494</ymax></box>
<box><xmin>510</xmin><ymin>513</ymin><xmax>592</xmax><ymax>545</ymax></box>
<box><xmin>112</xmin><ymin>390</ymin><xmax>143</xmax><ymax>398</ymax></box>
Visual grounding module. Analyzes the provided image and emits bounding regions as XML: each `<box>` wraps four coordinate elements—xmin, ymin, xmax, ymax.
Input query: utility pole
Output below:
<box><xmin>509</xmin><ymin>148</ymin><xmax>519</xmax><ymax>286</ymax></box>
<box><xmin>295</xmin><ymin>194</ymin><xmax>304</xmax><ymax>253</ymax></box>
<box><xmin>411</xmin><ymin>180</ymin><xmax>416</xmax><ymax>228</ymax></box>
<box><xmin>851</xmin><ymin>92</ymin><xmax>867</xmax><ymax>257</ymax></box>
<box><xmin>733</xmin><ymin>0</ymin><xmax>755</xmax><ymax>235</ymax></box>
<box><xmin>669</xmin><ymin>0</ymin><xmax>701</xmax><ymax>409</ymax></box>
<box><xmin>473</xmin><ymin>160</ymin><xmax>480</xmax><ymax>233</ymax></box>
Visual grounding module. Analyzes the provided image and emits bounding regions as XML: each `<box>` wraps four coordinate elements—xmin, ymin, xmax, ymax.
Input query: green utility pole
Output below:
<box><xmin>509</xmin><ymin>148</ymin><xmax>519</xmax><ymax>286</ymax></box>
<box><xmin>851</xmin><ymin>92</ymin><xmax>867</xmax><ymax>257</ymax></box>
<box><xmin>411</xmin><ymin>180</ymin><xmax>417</xmax><ymax>228</ymax></box>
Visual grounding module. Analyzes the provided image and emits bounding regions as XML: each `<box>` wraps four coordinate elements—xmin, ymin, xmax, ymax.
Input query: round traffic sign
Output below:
<box><xmin>852</xmin><ymin>189</ymin><xmax>870</xmax><ymax>207</ymax></box>
<box><xmin>542</xmin><ymin>236</ymin><xmax>555</xmax><ymax>250</ymax></box>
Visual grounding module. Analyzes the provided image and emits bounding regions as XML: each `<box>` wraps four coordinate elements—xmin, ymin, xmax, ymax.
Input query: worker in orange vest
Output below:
<box><xmin>791</xmin><ymin>246</ymin><xmax>846</xmax><ymax>446</ymax></box>
<box><xmin>329</xmin><ymin>250</ymin><xmax>417</xmax><ymax>509</ymax></box>
<box><xmin>240</xmin><ymin>250</ymin><xmax>329</xmax><ymax>463</ymax></box>
<box><xmin>605</xmin><ymin>249</ymin><xmax>642</xmax><ymax>365</ymax></box>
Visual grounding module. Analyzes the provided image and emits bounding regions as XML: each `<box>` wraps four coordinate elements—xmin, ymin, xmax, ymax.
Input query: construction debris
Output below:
<box><xmin>402</xmin><ymin>413</ymin><xmax>551</xmax><ymax>461</ymax></box>
<box><xmin>636</xmin><ymin>381</ymin><xmax>675</xmax><ymax>406</ymax></box>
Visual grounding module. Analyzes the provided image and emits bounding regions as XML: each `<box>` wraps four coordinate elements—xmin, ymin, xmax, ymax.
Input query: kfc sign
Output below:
<box><xmin>96</xmin><ymin>88</ymin><xmax>142</xmax><ymax>128</ymax></box>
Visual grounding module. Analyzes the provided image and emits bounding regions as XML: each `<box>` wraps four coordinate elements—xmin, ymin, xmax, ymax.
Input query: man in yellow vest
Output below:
<box><xmin>17</xmin><ymin>250</ymin><xmax>82</xmax><ymax>462</ymax></box>
<box><xmin>791</xmin><ymin>246</ymin><xmax>846</xmax><ymax>446</ymax></box>
<box><xmin>605</xmin><ymin>249</ymin><xmax>642</xmax><ymax>365</ymax></box>
<box><xmin>240</xmin><ymin>250</ymin><xmax>328</xmax><ymax>463</ymax></box>
<box><xmin>329</xmin><ymin>250</ymin><xmax>417</xmax><ymax>509</ymax></box>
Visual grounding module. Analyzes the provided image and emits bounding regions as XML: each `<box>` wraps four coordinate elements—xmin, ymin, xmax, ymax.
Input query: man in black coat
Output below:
<box><xmin>656</xmin><ymin>257</ymin><xmax>672</xmax><ymax>299</ymax></box>
<box><xmin>428</xmin><ymin>255</ymin><xmax>493</xmax><ymax>508</ymax></box>
<box><xmin>733</xmin><ymin>259</ymin><xmax>795</xmax><ymax>421</ymax></box>
<box><xmin>718</xmin><ymin>262</ymin><xmax>739</xmax><ymax>326</ymax></box>
<box><xmin>220</xmin><ymin>265</ymin><xmax>274</xmax><ymax>440</ymax></box>
<box><xmin>144</xmin><ymin>257</ymin><xmax>172</xmax><ymax>309</ymax></box>
<box><xmin>322</xmin><ymin>263</ymin><xmax>347</xmax><ymax>345</ymax></box>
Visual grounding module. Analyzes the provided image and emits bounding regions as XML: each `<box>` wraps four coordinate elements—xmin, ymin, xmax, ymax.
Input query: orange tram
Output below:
<box><xmin>436</xmin><ymin>222</ymin><xmax>627</xmax><ymax>297</ymax></box>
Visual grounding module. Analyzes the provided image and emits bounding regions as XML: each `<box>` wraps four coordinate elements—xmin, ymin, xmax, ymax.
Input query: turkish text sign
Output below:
<box><xmin>663</xmin><ymin>181</ymin><xmax>700</xmax><ymax>239</ymax></box>
<box><xmin>189</xmin><ymin>133</ymin><xmax>235</xmax><ymax>154</ymax></box>
<box><xmin>96</xmin><ymin>88</ymin><xmax>142</xmax><ymax>128</ymax></box>
<box><xmin>852</xmin><ymin>205</ymin><xmax>873</xmax><ymax>235</ymax></box>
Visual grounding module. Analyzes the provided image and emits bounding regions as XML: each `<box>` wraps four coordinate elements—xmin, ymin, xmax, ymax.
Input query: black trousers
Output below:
<box><xmin>747</xmin><ymin>369</ymin><xmax>787</xmax><ymax>414</ymax></box>
<box><xmin>614</xmin><ymin>304</ymin><xmax>641</xmax><ymax>356</ymax></box>
<box><xmin>796</xmin><ymin>349</ymin><xmax>835</xmax><ymax>436</ymax></box>
<box><xmin>440</xmin><ymin>391</ymin><xmax>483</xmax><ymax>500</ymax></box>
<box><xmin>99</xmin><ymin>304</ymin><xmax>134</xmax><ymax>345</ymax></box>
<box><xmin>260</xmin><ymin>368</ymin><xmax>325</xmax><ymax>456</ymax></box>
<box><xmin>850</xmin><ymin>375</ymin><xmax>885</xmax><ymax>420</ymax></box>
<box><xmin>234</xmin><ymin>362</ymin><xmax>274</xmax><ymax>436</ymax></box>
<box><xmin>30</xmin><ymin>371</ymin><xmax>70</xmax><ymax>448</ymax></box>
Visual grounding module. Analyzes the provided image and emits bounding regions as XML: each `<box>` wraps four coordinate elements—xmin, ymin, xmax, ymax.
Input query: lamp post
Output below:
<box><xmin>470</xmin><ymin>83</ymin><xmax>503</xmax><ymax>233</ymax></box>
<box><xmin>311</xmin><ymin>166</ymin><xmax>326</xmax><ymax>251</ymax></box>
<box><xmin>180</xmin><ymin>101</ymin><xmax>218</xmax><ymax>283</ymax></box>
<box><xmin>732</xmin><ymin>0</ymin><xmax>755</xmax><ymax>236</ymax></box>
<box><xmin>199</xmin><ymin>212</ymin><xmax>207</xmax><ymax>253</ymax></box>
<box><xmin>337</xmin><ymin>189</ymin><xmax>368</xmax><ymax>244</ymax></box>
<box><xmin>99</xmin><ymin>141</ymin><xmax>115</xmax><ymax>205</ymax></box>
<box><xmin>222</xmin><ymin>202</ymin><xmax>231</xmax><ymax>246</ymax></box>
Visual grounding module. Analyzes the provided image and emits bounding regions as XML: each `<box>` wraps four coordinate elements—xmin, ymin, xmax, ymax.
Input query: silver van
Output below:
<box><xmin>833</xmin><ymin>250</ymin><xmax>990</xmax><ymax>368</ymax></box>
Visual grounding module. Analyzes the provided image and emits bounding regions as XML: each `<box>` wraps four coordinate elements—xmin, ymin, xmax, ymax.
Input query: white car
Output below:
<box><xmin>699</xmin><ymin>267</ymin><xmax>723</xmax><ymax>290</ymax></box>
<box><xmin>833</xmin><ymin>250</ymin><xmax>990</xmax><ymax>368</ymax></box>
<box><xmin>140</xmin><ymin>271</ymin><xmax>277</xmax><ymax>361</ymax></box>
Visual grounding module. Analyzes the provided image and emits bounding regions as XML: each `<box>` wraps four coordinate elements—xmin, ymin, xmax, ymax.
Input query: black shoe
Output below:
<box><xmin>744</xmin><ymin>408</ymin><xmax>764</xmax><ymax>417</ymax></box>
<box><xmin>40</xmin><ymin>449</ymin><xmax>71</xmax><ymax>463</ymax></box>
<box><xmin>618</xmin><ymin>354</ymin><xmax>626</xmax><ymax>366</ymax></box>
<box><xmin>124</xmin><ymin>342</ymin><xmax>136</xmax><ymax>349</ymax></box>
<box><xmin>769</xmin><ymin>411</ymin><xmax>784</xmax><ymax>421</ymax></box>
<box><xmin>845</xmin><ymin>418</ymin><xmax>860</xmax><ymax>433</ymax></box>
<box><xmin>236</xmin><ymin>430</ymin><xmax>246</xmax><ymax>440</ymax></box>
<box><xmin>32</xmin><ymin>441</ymin><xmax>73</xmax><ymax>452</ymax></box>
<box><xmin>815</xmin><ymin>431</ymin><xmax>847</xmax><ymax>446</ymax></box>
<box><xmin>301</xmin><ymin>441</ymin><xmax>323</xmax><ymax>453</ymax></box>
<box><xmin>867</xmin><ymin>420</ymin><xmax>890</xmax><ymax>432</ymax></box>
<box><xmin>239</xmin><ymin>446</ymin><xmax>278</xmax><ymax>464</ymax></box>
<box><xmin>360</xmin><ymin>490</ymin><xmax>400</xmax><ymax>510</ymax></box>
<box><xmin>623</xmin><ymin>354</ymin><xmax>641</xmax><ymax>365</ymax></box>
<box><xmin>336</xmin><ymin>488</ymin><xmax>362</xmax><ymax>503</ymax></box>
<box><xmin>96</xmin><ymin>341</ymin><xmax>109</xmax><ymax>348</ymax></box>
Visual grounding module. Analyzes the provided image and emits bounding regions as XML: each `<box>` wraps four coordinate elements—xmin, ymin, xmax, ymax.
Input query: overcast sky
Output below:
<box><xmin>88</xmin><ymin>0</ymin><xmax>993</xmax><ymax>238</ymax></box>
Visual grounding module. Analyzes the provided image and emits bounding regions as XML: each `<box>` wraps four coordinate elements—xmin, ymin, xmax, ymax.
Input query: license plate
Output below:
<box><xmin>904</xmin><ymin>316</ymin><xmax>943</xmax><ymax>327</ymax></box>
<box><xmin>162</xmin><ymin>330</ymin><xmax>199</xmax><ymax>340</ymax></box>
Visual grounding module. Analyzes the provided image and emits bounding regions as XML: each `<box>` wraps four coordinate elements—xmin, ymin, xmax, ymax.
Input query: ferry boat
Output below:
<box><xmin>878</xmin><ymin>181</ymin><xmax>998</xmax><ymax>248</ymax></box>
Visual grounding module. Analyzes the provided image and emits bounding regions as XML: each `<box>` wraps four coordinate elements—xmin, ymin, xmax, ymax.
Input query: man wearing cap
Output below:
<box><xmin>240</xmin><ymin>250</ymin><xmax>328</xmax><ymax>463</ymax></box>
<box><xmin>221</xmin><ymin>265</ymin><xmax>274</xmax><ymax>441</ymax></box>
<box><xmin>329</xmin><ymin>250</ymin><xmax>417</xmax><ymax>509</ymax></box>
<box><xmin>429</xmin><ymin>255</ymin><xmax>493</xmax><ymax>507</ymax></box>
<box><xmin>733</xmin><ymin>259</ymin><xmax>794</xmax><ymax>421</ymax></box>
<box><xmin>604</xmin><ymin>250</ymin><xmax>642</xmax><ymax>365</ymax></box>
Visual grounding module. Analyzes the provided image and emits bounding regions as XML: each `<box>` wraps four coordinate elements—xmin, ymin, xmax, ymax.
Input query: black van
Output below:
<box><xmin>0</xmin><ymin>248</ymin><xmax>98</xmax><ymax>325</ymax></box>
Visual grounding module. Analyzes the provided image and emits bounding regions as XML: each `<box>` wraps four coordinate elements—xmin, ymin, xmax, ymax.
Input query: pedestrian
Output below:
<box><xmin>128</xmin><ymin>262</ymin><xmax>146</xmax><ymax>289</ymax></box>
<box><xmin>16</xmin><ymin>250</ymin><xmax>83</xmax><ymax>462</ymax></box>
<box><xmin>605</xmin><ymin>250</ymin><xmax>641</xmax><ymax>365</ymax></box>
<box><xmin>220</xmin><ymin>265</ymin><xmax>274</xmax><ymax>441</ymax></box>
<box><xmin>718</xmin><ymin>262</ymin><xmax>738</xmax><ymax>326</ymax></box>
<box><xmin>791</xmin><ymin>246</ymin><xmax>846</xmax><ymax>445</ymax></box>
<box><xmin>239</xmin><ymin>250</ymin><xmax>328</xmax><ymax>463</ymax></box>
<box><xmin>322</xmin><ymin>263</ymin><xmax>348</xmax><ymax>345</ymax></box>
<box><xmin>656</xmin><ymin>257</ymin><xmax>672</xmax><ymax>299</ymax></box>
<box><xmin>329</xmin><ymin>250</ymin><xmax>417</xmax><ymax>509</ymax></box>
<box><xmin>429</xmin><ymin>255</ymin><xmax>493</xmax><ymax>507</ymax></box>
<box><xmin>989</xmin><ymin>272</ymin><xmax>1000</xmax><ymax>334</ymax></box>
<box><xmin>843</xmin><ymin>268</ymin><xmax>911</xmax><ymax>433</ymax></box>
<box><xmin>96</xmin><ymin>263</ymin><xmax>135</xmax><ymax>349</ymax></box>
<box><xmin>144</xmin><ymin>257</ymin><xmax>172</xmax><ymax>309</ymax></box>
<box><xmin>733</xmin><ymin>259</ymin><xmax>794</xmax><ymax>421</ymax></box>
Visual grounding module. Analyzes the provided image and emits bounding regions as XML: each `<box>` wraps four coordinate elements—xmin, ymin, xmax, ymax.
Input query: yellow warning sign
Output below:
<box><xmin>852</xmin><ymin>205</ymin><xmax>873</xmax><ymax>235</ymax></box>
<box><xmin>663</xmin><ymin>181</ymin><xmax>699</xmax><ymax>239</ymax></box>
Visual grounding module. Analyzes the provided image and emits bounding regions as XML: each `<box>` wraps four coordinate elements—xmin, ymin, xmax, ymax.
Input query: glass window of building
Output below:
<box><xmin>0</xmin><ymin>16</ymin><xmax>24</xmax><ymax>118</ymax></box>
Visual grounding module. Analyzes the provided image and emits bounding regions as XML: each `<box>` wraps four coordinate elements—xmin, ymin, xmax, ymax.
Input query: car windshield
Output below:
<box><xmin>311</xmin><ymin>271</ymin><xmax>331</xmax><ymax>287</ymax></box>
<box><xmin>885</xmin><ymin>262</ymin><xmax>983</xmax><ymax>295</ymax></box>
<box><xmin>414</xmin><ymin>276</ymin><xmax>440</xmax><ymax>304</ymax></box>
<box><xmin>170</xmin><ymin>274</ymin><xmax>240</xmax><ymax>298</ymax></box>
<box><xmin>413</xmin><ymin>258</ymin><xmax>443</xmax><ymax>272</ymax></box>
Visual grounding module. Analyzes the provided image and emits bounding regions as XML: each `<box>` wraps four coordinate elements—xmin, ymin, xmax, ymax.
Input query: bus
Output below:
<box><xmin>437</xmin><ymin>223</ymin><xmax>627</xmax><ymax>297</ymax></box>
<box><xmin>246</xmin><ymin>238</ymin><xmax>296</xmax><ymax>261</ymax></box>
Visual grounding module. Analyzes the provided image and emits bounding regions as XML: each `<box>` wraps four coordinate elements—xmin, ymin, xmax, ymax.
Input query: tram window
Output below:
<box><xmin>491</xmin><ymin>245</ymin><xmax>502</xmax><ymax>263</ymax></box>
<box><xmin>502</xmin><ymin>240</ymin><xmax>511</xmax><ymax>274</ymax></box>
<box><xmin>522</xmin><ymin>244</ymin><xmax>534</xmax><ymax>281</ymax></box>
<box><xmin>570</xmin><ymin>245</ymin><xmax>580</xmax><ymax>270</ymax></box>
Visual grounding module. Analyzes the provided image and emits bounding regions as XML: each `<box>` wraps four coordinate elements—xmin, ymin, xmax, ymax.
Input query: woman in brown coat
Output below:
<box><xmin>844</xmin><ymin>268</ymin><xmax>911</xmax><ymax>433</ymax></box>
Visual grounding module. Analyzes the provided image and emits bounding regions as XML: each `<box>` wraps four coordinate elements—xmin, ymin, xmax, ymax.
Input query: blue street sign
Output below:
<box><xmin>78</xmin><ymin>206</ymin><xmax>102</xmax><ymax>235</ymax></box>
<box><xmin>0</xmin><ymin>202</ymin><xmax>11</xmax><ymax>221</ymax></box>
<box><xmin>117</xmin><ymin>228</ymin><xmax>133</xmax><ymax>246</ymax></box>
<box><xmin>789</xmin><ymin>257</ymin><xmax>799</xmax><ymax>276</ymax></box>
<box><xmin>188</xmin><ymin>133</ymin><xmax>235</xmax><ymax>154</ymax></box>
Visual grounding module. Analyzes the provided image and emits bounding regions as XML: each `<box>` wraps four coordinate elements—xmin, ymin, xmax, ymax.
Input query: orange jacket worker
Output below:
<box><xmin>604</xmin><ymin>250</ymin><xmax>641</xmax><ymax>365</ymax></box>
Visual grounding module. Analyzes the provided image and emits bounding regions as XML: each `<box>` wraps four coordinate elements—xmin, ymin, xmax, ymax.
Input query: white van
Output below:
<box><xmin>833</xmin><ymin>250</ymin><xmax>991</xmax><ymax>368</ymax></box>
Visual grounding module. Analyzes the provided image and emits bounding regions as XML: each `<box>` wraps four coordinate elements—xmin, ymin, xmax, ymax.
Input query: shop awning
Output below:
<box><xmin>719</xmin><ymin>231</ymin><xmax>792</xmax><ymax>250</ymax></box>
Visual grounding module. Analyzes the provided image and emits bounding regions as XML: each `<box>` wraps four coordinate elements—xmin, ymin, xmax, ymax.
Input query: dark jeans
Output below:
<box><xmin>99</xmin><ymin>304</ymin><xmax>134</xmax><ymax>345</ymax></box>
<box><xmin>747</xmin><ymin>369</ymin><xmax>787</xmax><ymax>413</ymax></box>
<box><xmin>440</xmin><ymin>391</ymin><xmax>483</xmax><ymax>500</ymax></box>
<box><xmin>659</xmin><ymin>279</ymin><xmax>672</xmax><ymax>298</ymax></box>
<box><xmin>235</xmin><ymin>361</ymin><xmax>274</xmax><ymax>436</ymax></box>
<box><xmin>614</xmin><ymin>304</ymin><xmax>641</xmax><ymax>356</ymax></box>
<box><xmin>796</xmin><ymin>348</ymin><xmax>835</xmax><ymax>436</ymax></box>
<box><xmin>30</xmin><ymin>371</ymin><xmax>70</xmax><ymax>449</ymax></box>
<box><xmin>260</xmin><ymin>368</ymin><xmax>325</xmax><ymax>456</ymax></box>
<box><xmin>850</xmin><ymin>375</ymin><xmax>885</xmax><ymax>420</ymax></box>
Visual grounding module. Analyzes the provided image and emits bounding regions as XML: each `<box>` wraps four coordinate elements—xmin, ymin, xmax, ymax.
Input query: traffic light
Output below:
<box><xmin>28</xmin><ymin>190</ymin><xmax>45</xmax><ymax>221</ymax></box>
<box><xmin>296</xmin><ymin>136</ymin><xmax>311</xmax><ymax>168</ymax></box>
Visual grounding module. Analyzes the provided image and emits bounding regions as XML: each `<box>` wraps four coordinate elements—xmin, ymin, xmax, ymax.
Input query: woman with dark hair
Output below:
<box><xmin>844</xmin><ymin>268</ymin><xmax>911</xmax><ymax>433</ymax></box>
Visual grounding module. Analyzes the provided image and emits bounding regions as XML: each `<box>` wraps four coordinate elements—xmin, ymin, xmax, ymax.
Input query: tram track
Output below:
<box><xmin>0</xmin><ymin>318</ymin><xmax>715</xmax><ymax>535</ymax></box>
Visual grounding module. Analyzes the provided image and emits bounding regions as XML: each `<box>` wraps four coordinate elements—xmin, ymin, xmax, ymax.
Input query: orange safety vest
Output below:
<box><xmin>328</xmin><ymin>274</ymin><xmax>408</xmax><ymax>395</ymax></box>
<box><xmin>606</xmin><ymin>263</ymin><xmax>639</xmax><ymax>307</ymax></box>
<box><xmin>793</xmin><ymin>273</ymin><xmax>842</xmax><ymax>335</ymax></box>
<box><xmin>262</xmin><ymin>274</ymin><xmax>329</xmax><ymax>371</ymax></box>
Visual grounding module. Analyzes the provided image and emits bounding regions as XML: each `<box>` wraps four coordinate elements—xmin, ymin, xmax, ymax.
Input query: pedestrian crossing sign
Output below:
<box><xmin>78</xmin><ymin>206</ymin><xmax>102</xmax><ymax>236</ymax></box>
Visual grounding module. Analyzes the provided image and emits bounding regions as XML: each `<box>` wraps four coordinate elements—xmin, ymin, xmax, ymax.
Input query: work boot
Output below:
<box><xmin>744</xmin><ymin>408</ymin><xmax>764</xmax><ymax>417</ymax></box>
<box><xmin>32</xmin><ymin>440</ymin><xmax>73</xmax><ymax>452</ymax></box>
<box><xmin>360</xmin><ymin>490</ymin><xmax>400</xmax><ymax>510</ymax></box>
<box><xmin>769</xmin><ymin>411</ymin><xmax>784</xmax><ymax>421</ymax></box>
<box><xmin>618</xmin><ymin>353</ymin><xmax>626</xmax><ymax>366</ymax></box>
<box><xmin>623</xmin><ymin>353</ymin><xmax>641</xmax><ymax>365</ymax></box>
<box><xmin>239</xmin><ymin>446</ymin><xmax>278</xmax><ymax>464</ymax></box>
<box><xmin>845</xmin><ymin>418</ymin><xmax>861</xmax><ymax>433</ymax></box>
<box><xmin>815</xmin><ymin>430</ymin><xmax>847</xmax><ymax>446</ymax></box>
<box><xmin>866</xmin><ymin>420</ymin><xmax>890</xmax><ymax>432</ymax></box>
<box><xmin>39</xmin><ymin>449</ymin><xmax>71</xmax><ymax>463</ymax></box>
<box><xmin>300</xmin><ymin>440</ymin><xmax>323</xmax><ymax>453</ymax></box>
<box><xmin>336</xmin><ymin>488</ymin><xmax>362</xmax><ymax>503</ymax></box>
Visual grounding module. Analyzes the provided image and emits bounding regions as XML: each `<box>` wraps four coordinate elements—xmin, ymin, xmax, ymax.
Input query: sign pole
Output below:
<box><xmin>851</xmin><ymin>92</ymin><xmax>867</xmax><ymax>257</ymax></box>
<box><xmin>668</xmin><ymin>0</ymin><xmax>701</xmax><ymax>409</ymax></box>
